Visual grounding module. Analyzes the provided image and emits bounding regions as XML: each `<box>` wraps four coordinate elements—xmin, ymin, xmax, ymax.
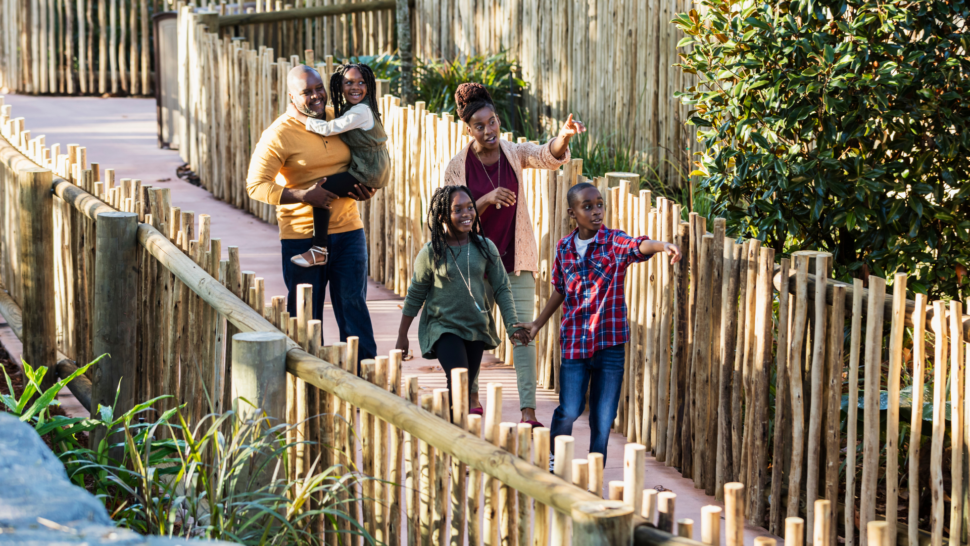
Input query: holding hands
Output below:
<box><xmin>510</xmin><ymin>328</ymin><xmax>532</xmax><ymax>347</ymax></box>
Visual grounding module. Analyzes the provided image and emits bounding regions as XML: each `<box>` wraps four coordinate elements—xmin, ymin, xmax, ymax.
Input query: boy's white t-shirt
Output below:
<box><xmin>575</xmin><ymin>234</ymin><xmax>595</xmax><ymax>259</ymax></box>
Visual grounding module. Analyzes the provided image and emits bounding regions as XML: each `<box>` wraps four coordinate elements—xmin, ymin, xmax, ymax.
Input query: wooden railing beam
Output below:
<box><xmin>215</xmin><ymin>0</ymin><xmax>397</xmax><ymax>29</ymax></box>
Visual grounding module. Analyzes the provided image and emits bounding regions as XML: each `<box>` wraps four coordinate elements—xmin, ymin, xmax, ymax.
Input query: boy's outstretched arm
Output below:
<box><xmin>514</xmin><ymin>290</ymin><xmax>566</xmax><ymax>340</ymax></box>
<box><xmin>640</xmin><ymin>240</ymin><xmax>683</xmax><ymax>264</ymax></box>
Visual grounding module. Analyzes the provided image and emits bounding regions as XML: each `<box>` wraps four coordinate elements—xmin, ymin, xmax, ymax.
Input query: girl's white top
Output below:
<box><xmin>304</xmin><ymin>102</ymin><xmax>375</xmax><ymax>136</ymax></box>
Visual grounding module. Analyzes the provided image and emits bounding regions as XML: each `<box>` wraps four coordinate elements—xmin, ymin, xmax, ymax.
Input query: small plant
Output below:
<box><xmin>3</xmin><ymin>358</ymin><xmax>371</xmax><ymax>544</ymax></box>
<box><xmin>1</xmin><ymin>355</ymin><xmax>100</xmax><ymax>425</ymax></box>
<box><xmin>64</xmin><ymin>403</ymin><xmax>372</xmax><ymax>544</ymax></box>
<box><xmin>414</xmin><ymin>52</ymin><xmax>527</xmax><ymax>131</ymax></box>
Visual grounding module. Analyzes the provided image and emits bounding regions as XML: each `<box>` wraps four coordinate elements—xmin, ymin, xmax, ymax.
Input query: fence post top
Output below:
<box><xmin>96</xmin><ymin>211</ymin><xmax>137</xmax><ymax>220</ymax></box>
<box><xmin>20</xmin><ymin>166</ymin><xmax>50</xmax><ymax>174</ymax></box>
<box><xmin>571</xmin><ymin>499</ymin><xmax>634</xmax><ymax>522</ymax></box>
<box><xmin>233</xmin><ymin>331</ymin><xmax>287</xmax><ymax>343</ymax></box>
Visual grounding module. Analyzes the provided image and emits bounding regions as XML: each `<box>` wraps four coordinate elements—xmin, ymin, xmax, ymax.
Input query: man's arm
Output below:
<box><xmin>245</xmin><ymin>129</ymin><xmax>340</xmax><ymax>209</ymax></box>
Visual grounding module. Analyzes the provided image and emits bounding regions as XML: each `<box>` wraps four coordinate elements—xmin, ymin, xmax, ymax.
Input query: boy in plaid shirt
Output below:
<box><xmin>517</xmin><ymin>183</ymin><xmax>681</xmax><ymax>465</ymax></box>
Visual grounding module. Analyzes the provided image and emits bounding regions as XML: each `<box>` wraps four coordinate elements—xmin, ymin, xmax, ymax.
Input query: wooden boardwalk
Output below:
<box><xmin>1</xmin><ymin>93</ymin><xmax>779</xmax><ymax>546</ymax></box>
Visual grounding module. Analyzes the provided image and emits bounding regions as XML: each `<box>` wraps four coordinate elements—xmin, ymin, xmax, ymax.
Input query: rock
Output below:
<box><xmin>0</xmin><ymin>413</ymin><xmax>232</xmax><ymax>545</ymax></box>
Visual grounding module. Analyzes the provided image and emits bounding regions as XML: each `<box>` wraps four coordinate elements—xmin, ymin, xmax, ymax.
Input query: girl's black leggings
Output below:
<box><xmin>433</xmin><ymin>333</ymin><xmax>485</xmax><ymax>422</ymax></box>
<box><xmin>311</xmin><ymin>171</ymin><xmax>363</xmax><ymax>247</ymax></box>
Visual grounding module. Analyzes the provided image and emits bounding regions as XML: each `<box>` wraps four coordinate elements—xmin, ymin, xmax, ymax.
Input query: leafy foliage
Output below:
<box><xmin>2</xmin><ymin>359</ymin><xmax>369</xmax><ymax>545</ymax></box>
<box><xmin>566</xmin><ymin>130</ymin><xmax>690</xmax><ymax>202</ymax></box>
<box><xmin>414</xmin><ymin>52</ymin><xmax>527</xmax><ymax>132</ymax></box>
<box><xmin>675</xmin><ymin>0</ymin><xmax>970</xmax><ymax>297</ymax></box>
<box><xmin>339</xmin><ymin>51</ymin><xmax>527</xmax><ymax>133</ymax></box>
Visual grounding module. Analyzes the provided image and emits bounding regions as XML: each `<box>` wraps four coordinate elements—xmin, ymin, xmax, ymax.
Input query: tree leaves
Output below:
<box><xmin>675</xmin><ymin>0</ymin><xmax>970</xmax><ymax>299</ymax></box>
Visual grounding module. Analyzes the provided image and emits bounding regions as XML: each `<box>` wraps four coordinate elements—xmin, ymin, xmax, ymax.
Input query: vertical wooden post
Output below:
<box><xmin>90</xmin><ymin>211</ymin><xmax>137</xmax><ymax>450</ymax></box>
<box><xmin>623</xmin><ymin>443</ymin><xmax>645</xmax><ymax>515</ymax></box>
<box><xmin>20</xmin><ymin>167</ymin><xmax>56</xmax><ymax>391</ymax></box>
<box><xmin>908</xmin><ymin>295</ymin><xmax>928</xmax><ymax>546</ymax></box>
<box><xmin>551</xmin><ymin>435</ymin><xmax>575</xmax><ymax>544</ymax></box>
<box><xmin>657</xmin><ymin>491</ymin><xmax>676</xmax><ymax>532</ymax></box>
<box><xmin>725</xmin><ymin>483</ymin><xmax>745</xmax><ymax>546</ymax></box>
<box><xmin>678</xmin><ymin>519</ymin><xmax>694</xmax><ymax>539</ymax></box>
<box><xmin>868</xmin><ymin>521</ymin><xmax>889</xmax><ymax>546</ymax></box>
<box><xmin>813</xmin><ymin>500</ymin><xmax>832</xmax><ymax>546</ymax></box>
<box><xmin>787</xmin><ymin>517</ymin><xmax>806</xmax><ymax>546</ymax></box>
<box><xmin>806</xmin><ymin>254</ymin><xmax>829</xmax><ymax>539</ymax></box>
<box><xmin>861</xmin><ymin>277</ymin><xmax>888</xmax><ymax>546</ymax></box>
<box><xmin>230</xmin><ymin>331</ymin><xmax>287</xmax><ymax>489</ymax></box>
<box><xmin>395</xmin><ymin>0</ymin><xmax>413</xmax><ymax>103</ymax></box>
<box><xmin>701</xmin><ymin>506</ymin><xmax>721</xmax><ymax>546</ymax></box>
<box><xmin>643</xmin><ymin>489</ymin><xmax>658</xmax><ymax>522</ymax></box>
<box><xmin>571</xmin><ymin>500</ymin><xmax>633</xmax><ymax>546</ymax></box>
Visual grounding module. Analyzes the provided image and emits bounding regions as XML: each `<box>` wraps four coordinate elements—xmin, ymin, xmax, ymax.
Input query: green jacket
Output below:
<box><xmin>402</xmin><ymin>237</ymin><xmax>520</xmax><ymax>359</ymax></box>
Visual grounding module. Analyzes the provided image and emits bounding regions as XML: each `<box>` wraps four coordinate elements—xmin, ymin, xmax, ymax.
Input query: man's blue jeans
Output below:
<box><xmin>280</xmin><ymin>229</ymin><xmax>377</xmax><ymax>365</ymax></box>
<box><xmin>549</xmin><ymin>343</ymin><xmax>625</xmax><ymax>459</ymax></box>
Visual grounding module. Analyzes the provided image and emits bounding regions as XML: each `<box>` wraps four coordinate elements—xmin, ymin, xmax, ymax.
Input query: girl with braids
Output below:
<box><xmin>289</xmin><ymin>63</ymin><xmax>391</xmax><ymax>267</ymax></box>
<box><xmin>441</xmin><ymin>82</ymin><xmax>586</xmax><ymax>425</ymax></box>
<box><xmin>396</xmin><ymin>185</ymin><xmax>531</xmax><ymax>416</ymax></box>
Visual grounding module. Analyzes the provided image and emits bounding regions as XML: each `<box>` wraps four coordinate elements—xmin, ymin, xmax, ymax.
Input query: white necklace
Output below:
<box><xmin>473</xmin><ymin>146</ymin><xmax>503</xmax><ymax>210</ymax></box>
<box><xmin>447</xmin><ymin>238</ymin><xmax>487</xmax><ymax>314</ymax></box>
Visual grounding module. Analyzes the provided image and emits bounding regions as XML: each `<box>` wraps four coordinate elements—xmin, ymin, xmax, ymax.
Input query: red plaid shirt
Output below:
<box><xmin>551</xmin><ymin>226</ymin><xmax>655</xmax><ymax>359</ymax></box>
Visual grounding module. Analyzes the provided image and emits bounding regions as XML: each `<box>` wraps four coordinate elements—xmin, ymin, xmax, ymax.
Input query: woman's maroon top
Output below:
<box><xmin>465</xmin><ymin>148</ymin><xmax>518</xmax><ymax>273</ymax></box>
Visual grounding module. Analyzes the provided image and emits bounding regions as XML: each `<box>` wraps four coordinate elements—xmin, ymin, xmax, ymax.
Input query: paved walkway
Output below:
<box><xmin>2</xmin><ymin>94</ymin><xmax>779</xmax><ymax>545</ymax></box>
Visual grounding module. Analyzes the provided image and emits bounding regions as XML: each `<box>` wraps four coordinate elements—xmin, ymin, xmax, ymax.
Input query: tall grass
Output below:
<box><xmin>3</xmin><ymin>358</ymin><xmax>370</xmax><ymax>545</ymax></box>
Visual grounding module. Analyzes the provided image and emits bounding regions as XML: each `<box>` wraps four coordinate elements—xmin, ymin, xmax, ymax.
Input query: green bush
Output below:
<box><xmin>675</xmin><ymin>0</ymin><xmax>970</xmax><ymax>297</ymax></box>
<box><xmin>337</xmin><ymin>51</ymin><xmax>527</xmax><ymax>133</ymax></box>
<box><xmin>413</xmin><ymin>52</ymin><xmax>526</xmax><ymax>132</ymax></box>
<box><xmin>3</xmin><ymin>359</ymin><xmax>370</xmax><ymax>545</ymax></box>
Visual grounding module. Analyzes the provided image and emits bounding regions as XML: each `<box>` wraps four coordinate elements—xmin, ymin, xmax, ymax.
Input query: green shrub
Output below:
<box><xmin>337</xmin><ymin>51</ymin><xmax>527</xmax><ymax>132</ymax></box>
<box><xmin>414</xmin><ymin>52</ymin><xmax>526</xmax><ymax>131</ymax></box>
<box><xmin>3</xmin><ymin>359</ymin><xmax>370</xmax><ymax>545</ymax></box>
<box><xmin>675</xmin><ymin>0</ymin><xmax>970</xmax><ymax>297</ymax></box>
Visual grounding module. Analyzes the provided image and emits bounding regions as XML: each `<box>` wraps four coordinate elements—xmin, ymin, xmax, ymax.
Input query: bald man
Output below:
<box><xmin>246</xmin><ymin>65</ymin><xmax>378</xmax><ymax>363</ymax></box>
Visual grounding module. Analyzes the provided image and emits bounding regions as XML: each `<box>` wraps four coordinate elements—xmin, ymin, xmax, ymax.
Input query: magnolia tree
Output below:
<box><xmin>675</xmin><ymin>0</ymin><xmax>970</xmax><ymax>297</ymax></box>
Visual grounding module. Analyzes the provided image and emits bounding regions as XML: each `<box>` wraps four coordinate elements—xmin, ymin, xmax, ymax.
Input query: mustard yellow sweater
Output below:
<box><xmin>246</xmin><ymin>110</ymin><xmax>363</xmax><ymax>239</ymax></box>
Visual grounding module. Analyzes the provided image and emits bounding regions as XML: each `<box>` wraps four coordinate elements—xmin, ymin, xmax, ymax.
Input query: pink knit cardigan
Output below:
<box><xmin>442</xmin><ymin>139</ymin><xmax>570</xmax><ymax>273</ymax></box>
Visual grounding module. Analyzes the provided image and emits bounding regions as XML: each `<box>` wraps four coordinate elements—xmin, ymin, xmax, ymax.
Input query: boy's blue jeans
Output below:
<box><xmin>549</xmin><ymin>343</ymin><xmax>625</xmax><ymax>459</ymax></box>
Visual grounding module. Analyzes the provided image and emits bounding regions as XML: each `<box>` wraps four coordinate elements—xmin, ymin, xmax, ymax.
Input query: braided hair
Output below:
<box><xmin>329</xmin><ymin>63</ymin><xmax>382</xmax><ymax>122</ymax></box>
<box><xmin>427</xmin><ymin>185</ymin><xmax>496</xmax><ymax>272</ymax></box>
<box><xmin>455</xmin><ymin>82</ymin><xmax>497</xmax><ymax>124</ymax></box>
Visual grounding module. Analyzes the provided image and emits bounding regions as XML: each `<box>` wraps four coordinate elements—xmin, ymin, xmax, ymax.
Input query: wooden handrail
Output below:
<box><xmin>214</xmin><ymin>0</ymin><xmax>396</xmax><ymax>28</ymax></box>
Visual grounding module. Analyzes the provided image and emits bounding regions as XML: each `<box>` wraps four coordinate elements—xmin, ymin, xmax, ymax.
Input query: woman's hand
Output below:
<box><xmin>510</xmin><ymin>328</ymin><xmax>532</xmax><ymax>347</ymax></box>
<box><xmin>481</xmin><ymin>187</ymin><xmax>516</xmax><ymax>209</ymax></box>
<box><xmin>550</xmin><ymin>113</ymin><xmax>587</xmax><ymax>159</ymax></box>
<box><xmin>558</xmin><ymin>113</ymin><xmax>587</xmax><ymax>140</ymax></box>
